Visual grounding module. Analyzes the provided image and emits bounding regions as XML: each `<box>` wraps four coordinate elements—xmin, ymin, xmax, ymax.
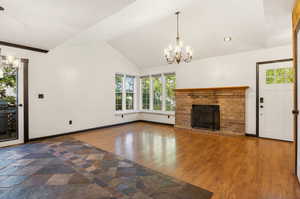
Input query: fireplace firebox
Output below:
<box><xmin>191</xmin><ymin>105</ymin><xmax>220</xmax><ymax>131</ymax></box>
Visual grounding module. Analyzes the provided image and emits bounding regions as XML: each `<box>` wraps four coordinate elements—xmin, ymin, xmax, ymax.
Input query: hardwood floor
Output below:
<box><xmin>70</xmin><ymin>122</ymin><xmax>300</xmax><ymax>199</ymax></box>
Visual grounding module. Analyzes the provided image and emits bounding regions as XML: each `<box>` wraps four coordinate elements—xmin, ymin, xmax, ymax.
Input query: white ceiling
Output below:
<box><xmin>0</xmin><ymin>0</ymin><xmax>294</xmax><ymax>68</ymax></box>
<box><xmin>0</xmin><ymin>0</ymin><xmax>135</xmax><ymax>49</ymax></box>
<box><xmin>107</xmin><ymin>0</ymin><xmax>294</xmax><ymax>68</ymax></box>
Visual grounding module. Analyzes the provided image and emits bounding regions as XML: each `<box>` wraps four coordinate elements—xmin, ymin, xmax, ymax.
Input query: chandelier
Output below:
<box><xmin>164</xmin><ymin>11</ymin><xmax>193</xmax><ymax>64</ymax></box>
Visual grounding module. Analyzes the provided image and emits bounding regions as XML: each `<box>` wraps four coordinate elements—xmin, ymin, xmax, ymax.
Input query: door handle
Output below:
<box><xmin>292</xmin><ymin>110</ymin><xmax>299</xmax><ymax>115</ymax></box>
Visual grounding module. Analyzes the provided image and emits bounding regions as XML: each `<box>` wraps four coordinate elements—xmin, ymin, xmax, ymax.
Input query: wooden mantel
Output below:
<box><xmin>174</xmin><ymin>86</ymin><xmax>249</xmax><ymax>92</ymax></box>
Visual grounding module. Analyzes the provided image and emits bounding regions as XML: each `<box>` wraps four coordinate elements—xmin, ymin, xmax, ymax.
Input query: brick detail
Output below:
<box><xmin>175</xmin><ymin>88</ymin><xmax>247</xmax><ymax>135</ymax></box>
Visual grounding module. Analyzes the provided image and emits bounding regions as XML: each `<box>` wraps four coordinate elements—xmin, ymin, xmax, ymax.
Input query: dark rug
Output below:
<box><xmin>0</xmin><ymin>138</ymin><xmax>213</xmax><ymax>199</ymax></box>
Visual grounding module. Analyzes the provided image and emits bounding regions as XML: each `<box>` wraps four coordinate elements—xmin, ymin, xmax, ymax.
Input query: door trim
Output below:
<box><xmin>0</xmin><ymin>56</ymin><xmax>29</xmax><ymax>144</ymax></box>
<box><xmin>293</xmin><ymin>20</ymin><xmax>300</xmax><ymax>176</ymax></box>
<box><xmin>21</xmin><ymin>59</ymin><xmax>29</xmax><ymax>143</ymax></box>
<box><xmin>256</xmin><ymin>58</ymin><xmax>293</xmax><ymax>138</ymax></box>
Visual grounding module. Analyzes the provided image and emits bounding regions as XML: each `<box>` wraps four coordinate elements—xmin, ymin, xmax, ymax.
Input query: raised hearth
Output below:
<box><xmin>175</xmin><ymin>86</ymin><xmax>249</xmax><ymax>135</ymax></box>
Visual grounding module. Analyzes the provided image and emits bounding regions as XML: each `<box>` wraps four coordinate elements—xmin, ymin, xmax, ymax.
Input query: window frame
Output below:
<box><xmin>139</xmin><ymin>72</ymin><xmax>176</xmax><ymax>114</ymax></box>
<box><xmin>115</xmin><ymin>72</ymin><xmax>176</xmax><ymax>115</ymax></box>
<box><xmin>125</xmin><ymin>75</ymin><xmax>136</xmax><ymax>111</ymax></box>
<box><xmin>115</xmin><ymin>74</ymin><xmax>124</xmax><ymax>111</ymax></box>
<box><xmin>152</xmin><ymin>74</ymin><xmax>163</xmax><ymax>111</ymax></box>
<box><xmin>164</xmin><ymin>73</ymin><xmax>176</xmax><ymax>111</ymax></box>
<box><xmin>115</xmin><ymin>73</ymin><xmax>137</xmax><ymax>114</ymax></box>
<box><xmin>140</xmin><ymin>76</ymin><xmax>151</xmax><ymax>110</ymax></box>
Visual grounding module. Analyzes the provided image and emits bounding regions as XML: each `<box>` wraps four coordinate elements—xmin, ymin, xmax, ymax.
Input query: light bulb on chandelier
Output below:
<box><xmin>164</xmin><ymin>11</ymin><xmax>193</xmax><ymax>64</ymax></box>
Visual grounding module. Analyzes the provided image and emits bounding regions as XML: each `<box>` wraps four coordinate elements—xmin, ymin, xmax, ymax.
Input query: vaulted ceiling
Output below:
<box><xmin>0</xmin><ymin>0</ymin><xmax>135</xmax><ymax>49</ymax></box>
<box><xmin>107</xmin><ymin>0</ymin><xmax>294</xmax><ymax>68</ymax></box>
<box><xmin>0</xmin><ymin>0</ymin><xmax>295</xmax><ymax>68</ymax></box>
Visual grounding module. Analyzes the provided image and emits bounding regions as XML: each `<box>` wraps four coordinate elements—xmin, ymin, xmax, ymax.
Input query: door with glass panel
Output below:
<box><xmin>0</xmin><ymin>56</ymin><xmax>24</xmax><ymax>147</ymax></box>
<box><xmin>258</xmin><ymin>59</ymin><xmax>293</xmax><ymax>141</ymax></box>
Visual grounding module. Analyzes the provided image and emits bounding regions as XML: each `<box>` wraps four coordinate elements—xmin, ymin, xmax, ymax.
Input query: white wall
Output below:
<box><xmin>140</xmin><ymin>45</ymin><xmax>292</xmax><ymax>134</ymax></box>
<box><xmin>1</xmin><ymin>41</ymin><xmax>141</xmax><ymax>139</ymax></box>
<box><xmin>0</xmin><ymin>43</ymin><xmax>292</xmax><ymax>138</ymax></box>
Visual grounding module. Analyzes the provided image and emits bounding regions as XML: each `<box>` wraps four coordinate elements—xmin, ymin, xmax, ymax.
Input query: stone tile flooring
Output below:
<box><xmin>0</xmin><ymin>138</ymin><xmax>213</xmax><ymax>199</ymax></box>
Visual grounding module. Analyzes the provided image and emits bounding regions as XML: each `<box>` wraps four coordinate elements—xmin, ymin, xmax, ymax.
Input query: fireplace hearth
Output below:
<box><xmin>191</xmin><ymin>105</ymin><xmax>220</xmax><ymax>131</ymax></box>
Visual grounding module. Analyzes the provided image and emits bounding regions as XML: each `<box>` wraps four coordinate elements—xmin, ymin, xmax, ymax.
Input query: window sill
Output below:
<box><xmin>115</xmin><ymin>110</ymin><xmax>139</xmax><ymax>115</ymax></box>
<box><xmin>115</xmin><ymin>110</ymin><xmax>175</xmax><ymax>116</ymax></box>
<box><xmin>139</xmin><ymin>110</ymin><xmax>175</xmax><ymax>116</ymax></box>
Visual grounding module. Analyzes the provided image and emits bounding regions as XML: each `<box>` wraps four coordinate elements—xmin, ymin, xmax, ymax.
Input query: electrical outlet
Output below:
<box><xmin>69</xmin><ymin>120</ymin><xmax>72</xmax><ymax>125</ymax></box>
<box><xmin>121</xmin><ymin>114</ymin><xmax>124</xmax><ymax>118</ymax></box>
<box><xmin>168</xmin><ymin>115</ymin><xmax>170</xmax><ymax>119</ymax></box>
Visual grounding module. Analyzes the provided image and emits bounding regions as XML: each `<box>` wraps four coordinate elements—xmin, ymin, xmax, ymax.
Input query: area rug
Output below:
<box><xmin>0</xmin><ymin>138</ymin><xmax>213</xmax><ymax>199</ymax></box>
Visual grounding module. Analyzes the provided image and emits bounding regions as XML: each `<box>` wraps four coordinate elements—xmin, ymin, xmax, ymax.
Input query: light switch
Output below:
<box><xmin>38</xmin><ymin>94</ymin><xmax>44</xmax><ymax>99</ymax></box>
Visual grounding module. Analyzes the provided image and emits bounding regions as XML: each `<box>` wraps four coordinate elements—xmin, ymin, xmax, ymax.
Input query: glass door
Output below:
<box><xmin>0</xmin><ymin>56</ymin><xmax>24</xmax><ymax>147</ymax></box>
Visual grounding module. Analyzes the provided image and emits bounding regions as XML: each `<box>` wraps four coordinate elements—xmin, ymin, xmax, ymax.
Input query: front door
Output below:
<box><xmin>258</xmin><ymin>59</ymin><xmax>293</xmax><ymax>141</ymax></box>
<box><xmin>0</xmin><ymin>56</ymin><xmax>24</xmax><ymax>147</ymax></box>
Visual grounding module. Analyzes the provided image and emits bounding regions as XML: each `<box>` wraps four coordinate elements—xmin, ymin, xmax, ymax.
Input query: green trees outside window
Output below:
<box><xmin>0</xmin><ymin>65</ymin><xmax>17</xmax><ymax>105</ymax></box>
<box><xmin>140</xmin><ymin>73</ymin><xmax>176</xmax><ymax>112</ymax></box>
<box><xmin>165</xmin><ymin>74</ymin><xmax>176</xmax><ymax>111</ymax></box>
<box><xmin>266</xmin><ymin>67</ymin><xmax>294</xmax><ymax>84</ymax></box>
<box><xmin>116</xmin><ymin>73</ymin><xmax>176</xmax><ymax>112</ymax></box>
<box><xmin>125</xmin><ymin>76</ymin><xmax>135</xmax><ymax>110</ymax></box>
<box><xmin>141</xmin><ymin>77</ymin><xmax>150</xmax><ymax>110</ymax></box>
<box><xmin>153</xmin><ymin>75</ymin><xmax>163</xmax><ymax>111</ymax></box>
<box><xmin>115</xmin><ymin>74</ymin><xmax>123</xmax><ymax>111</ymax></box>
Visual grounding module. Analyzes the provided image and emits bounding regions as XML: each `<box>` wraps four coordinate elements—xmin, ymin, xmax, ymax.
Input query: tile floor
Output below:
<box><xmin>0</xmin><ymin>137</ymin><xmax>212</xmax><ymax>199</ymax></box>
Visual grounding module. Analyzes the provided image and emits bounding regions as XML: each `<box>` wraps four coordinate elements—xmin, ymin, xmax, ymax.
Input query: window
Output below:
<box><xmin>115</xmin><ymin>74</ymin><xmax>123</xmax><ymax>111</ymax></box>
<box><xmin>116</xmin><ymin>73</ymin><xmax>176</xmax><ymax>113</ymax></box>
<box><xmin>152</xmin><ymin>75</ymin><xmax>163</xmax><ymax>111</ymax></box>
<box><xmin>115</xmin><ymin>74</ymin><xmax>136</xmax><ymax>112</ymax></box>
<box><xmin>125</xmin><ymin>76</ymin><xmax>135</xmax><ymax>110</ymax></box>
<box><xmin>165</xmin><ymin>73</ymin><xmax>176</xmax><ymax>111</ymax></box>
<box><xmin>141</xmin><ymin>76</ymin><xmax>150</xmax><ymax>110</ymax></box>
<box><xmin>266</xmin><ymin>68</ymin><xmax>294</xmax><ymax>84</ymax></box>
<box><xmin>140</xmin><ymin>73</ymin><xmax>176</xmax><ymax>112</ymax></box>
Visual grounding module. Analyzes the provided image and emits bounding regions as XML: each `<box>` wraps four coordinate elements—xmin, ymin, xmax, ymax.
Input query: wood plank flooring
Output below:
<box><xmin>70</xmin><ymin>122</ymin><xmax>300</xmax><ymax>199</ymax></box>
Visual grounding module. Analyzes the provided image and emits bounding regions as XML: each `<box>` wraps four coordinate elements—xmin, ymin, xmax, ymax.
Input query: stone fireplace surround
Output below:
<box><xmin>175</xmin><ymin>86</ymin><xmax>249</xmax><ymax>135</ymax></box>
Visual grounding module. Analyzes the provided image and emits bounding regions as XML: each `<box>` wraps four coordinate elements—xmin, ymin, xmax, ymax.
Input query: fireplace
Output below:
<box><xmin>191</xmin><ymin>105</ymin><xmax>220</xmax><ymax>131</ymax></box>
<box><xmin>175</xmin><ymin>86</ymin><xmax>249</xmax><ymax>135</ymax></box>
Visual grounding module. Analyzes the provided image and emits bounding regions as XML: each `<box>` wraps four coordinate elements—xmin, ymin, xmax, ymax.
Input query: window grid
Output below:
<box><xmin>115</xmin><ymin>74</ymin><xmax>136</xmax><ymax>112</ymax></box>
<box><xmin>152</xmin><ymin>75</ymin><xmax>163</xmax><ymax>111</ymax></box>
<box><xmin>165</xmin><ymin>74</ymin><xmax>176</xmax><ymax>111</ymax></box>
<box><xmin>266</xmin><ymin>68</ymin><xmax>294</xmax><ymax>84</ymax></box>
<box><xmin>116</xmin><ymin>73</ymin><xmax>176</xmax><ymax>113</ymax></box>
<box><xmin>125</xmin><ymin>76</ymin><xmax>135</xmax><ymax>110</ymax></box>
<box><xmin>140</xmin><ymin>73</ymin><xmax>176</xmax><ymax>112</ymax></box>
<box><xmin>141</xmin><ymin>77</ymin><xmax>150</xmax><ymax>110</ymax></box>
